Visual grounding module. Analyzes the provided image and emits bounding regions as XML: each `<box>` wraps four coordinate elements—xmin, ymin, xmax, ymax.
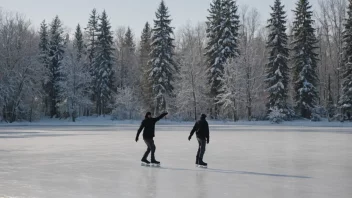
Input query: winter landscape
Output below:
<box><xmin>1</xmin><ymin>0</ymin><xmax>352</xmax><ymax>197</ymax></box>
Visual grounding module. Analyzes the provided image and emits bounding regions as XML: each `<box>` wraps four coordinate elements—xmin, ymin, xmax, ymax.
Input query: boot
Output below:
<box><xmin>195</xmin><ymin>157</ymin><xmax>199</xmax><ymax>165</ymax></box>
<box><xmin>198</xmin><ymin>158</ymin><xmax>207</xmax><ymax>167</ymax></box>
<box><xmin>141</xmin><ymin>158</ymin><xmax>150</xmax><ymax>165</ymax></box>
<box><xmin>151</xmin><ymin>159</ymin><xmax>160</xmax><ymax>165</ymax></box>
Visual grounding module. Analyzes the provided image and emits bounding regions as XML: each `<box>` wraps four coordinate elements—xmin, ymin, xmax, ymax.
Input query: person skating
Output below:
<box><xmin>188</xmin><ymin>114</ymin><xmax>210</xmax><ymax>167</ymax></box>
<box><xmin>136</xmin><ymin>112</ymin><xmax>168</xmax><ymax>165</ymax></box>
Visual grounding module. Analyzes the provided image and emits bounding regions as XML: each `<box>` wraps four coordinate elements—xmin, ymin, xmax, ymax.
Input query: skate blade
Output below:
<box><xmin>151</xmin><ymin>163</ymin><xmax>161</xmax><ymax>167</ymax></box>
<box><xmin>197</xmin><ymin>165</ymin><xmax>208</xmax><ymax>168</ymax></box>
<box><xmin>141</xmin><ymin>162</ymin><xmax>151</xmax><ymax>166</ymax></box>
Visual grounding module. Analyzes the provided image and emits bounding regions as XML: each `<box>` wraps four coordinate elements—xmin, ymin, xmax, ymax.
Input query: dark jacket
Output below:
<box><xmin>137</xmin><ymin>113</ymin><xmax>168</xmax><ymax>139</ymax></box>
<box><xmin>190</xmin><ymin>117</ymin><xmax>209</xmax><ymax>140</ymax></box>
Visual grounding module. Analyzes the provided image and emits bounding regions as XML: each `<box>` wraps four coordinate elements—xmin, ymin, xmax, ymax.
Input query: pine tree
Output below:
<box><xmin>39</xmin><ymin>20</ymin><xmax>50</xmax><ymax>67</ymax></box>
<box><xmin>120</xmin><ymin>27</ymin><xmax>137</xmax><ymax>88</ymax></box>
<box><xmin>150</xmin><ymin>0</ymin><xmax>177</xmax><ymax>114</ymax></box>
<box><xmin>48</xmin><ymin>16</ymin><xmax>65</xmax><ymax>118</ymax></box>
<box><xmin>205</xmin><ymin>0</ymin><xmax>224</xmax><ymax>117</ymax></box>
<box><xmin>339</xmin><ymin>0</ymin><xmax>352</xmax><ymax>120</ymax></box>
<box><xmin>94</xmin><ymin>10</ymin><xmax>115</xmax><ymax>115</ymax></box>
<box><xmin>292</xmin><ymin>0</ymin><xmax>319</xmax><ymax>119</ymax></box>
<box><xmin>85</xmin><ymin>9</ymin><xmax>99</xmax><ymax>68</ymax></box>
<box><xmin>85</xmin><ymin>9</ymin><xmax>99</xmax><ymax>115</ymax></box>
<box><xmin>124</xmin><ymin>27</ymin><xmax>136</xmax><ymax>53</ymax></box>
<box><xmin>140</xmin><ymin>22</ymin><xmax>154</xmax><ymax>111</ymax></box>
<box><xmin>39</xmin><ymin>20</ymin><xmax>50</xmax><ymax>116</ymax></box>
<box><xmin>59</xmin><ymin>26</ymin><xmax>91</xmax><ymax>122</ymax></box>
<box><xmin>221</xmin><ymin>0</ymin><xmax>240</xmax><ymax>59</ymax></box>
<box><xmin>265</xmin><ymin>0</ymin><xmax>290</xmax><ymax>120</ymax></box>
<box><xmin>205</xmin><ymin>0</ymin><xmax>240</xmax><ymax>118</ymax></box>
<box><xmin>73</xmin><ymin>24</ymin><xmax>85</xmax><ymax>61</ymax></box>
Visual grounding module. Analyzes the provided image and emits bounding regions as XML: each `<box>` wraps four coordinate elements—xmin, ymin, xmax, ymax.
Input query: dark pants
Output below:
<box><xmin>196</xmin><ymin>138</ymin><xmax>206</xmax><ymax>160</ymax></box>
<box><xmin>142</xmin><ymin>138</ymin><xmax>156</xmax><ymax>160</ymax></box>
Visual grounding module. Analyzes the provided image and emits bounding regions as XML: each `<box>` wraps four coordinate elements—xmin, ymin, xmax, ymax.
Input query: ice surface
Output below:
<box><xmin>1</xmin><ymin>124</ymin><xmax>352</xmax><ymax>198</ymax></box>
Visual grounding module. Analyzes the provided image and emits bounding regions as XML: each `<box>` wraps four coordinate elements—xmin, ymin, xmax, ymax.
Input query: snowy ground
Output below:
<box><xmin>0</xmin><ymin>124</ymin><xmax>352</xmax><ymax>198</ymax></box>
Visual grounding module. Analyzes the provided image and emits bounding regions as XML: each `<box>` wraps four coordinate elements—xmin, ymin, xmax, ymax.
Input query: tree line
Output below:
<box><xmin>0</xmin><ymin>0</ymin><xmax>351</xmax><ymax>123</ymax></box>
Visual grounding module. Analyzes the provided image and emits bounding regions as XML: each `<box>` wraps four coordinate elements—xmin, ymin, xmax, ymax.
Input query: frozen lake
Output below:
<box><xmin>0</xmin><ymin>124</ymin><xmax>352</xmax><ymax>198</ymax></box>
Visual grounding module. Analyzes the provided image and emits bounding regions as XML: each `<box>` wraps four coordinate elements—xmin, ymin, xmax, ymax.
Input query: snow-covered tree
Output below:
<box><xmin>218</xmin><ymin>7</ymin><xmax>266</xmax><ymax>121</ymax></box>
<box><xmin>292</xmin><ymin>0</ymin><xmax>319</xmax><ymax>119</ymax></box>
<box><xmin>93</xmin><ymin>10</ymin><xmax>115</xmax><ymax>115</ymax></box>
<box><xmin>38</xmin><ymin>20</ymin><xmax>51</xmax><ymax>116</ymax></box>
<box><xmin>265</xmin><ymin>0</ymin><xmax>291</xmax><ymax>120</ymax></box>
<box><xmin>139</xmin><ymin>22</ymin><xmax>154</xmax><ymax>111</ymax></box>
<box><xmin>0</xmin><ymin>13</ymin><xmax>42</xmax><ymax>122</ymax></box>
<box><xmin>217</xmin><ymin>58</ymin><xmax>241</xmax><ymax>121</ymax></box>
<box><xmin>73</xmin><ymin>24</ymin><xmax>85</xmax><ymax>60</ymax></box>
<box><xmin>175</xmin><ymin>23</ymin><xmax>209</xmax><ymax>120</ymax></box>
<box><xmin>111</xmin><ymin>87</ymin><xmax>142</xmax><ymax>120</ymax></box>
<box><xmin>114</xmin><ymin>26</ymin><xmax>127</xmax><ymax>88</ymax></box>
<box><xmin>85</xmin><ymin>9</ymin><xmax>99</xmax><ymax>115</ymax></box>
<box><xmin>39</xmin><ymin>21</ymin><xmax>50</xmax><ymax>66</ymax></box>
<box><xmin>124</xmin><ymin>27</ymin><xmax>135</xmax><ymax>53</ymax></box>
<box><xmin>85</xmin><ymin>9</ymin><xmax>99</xmax><ymax>69</ymax></box>
<box><xmin>59</xmin><ymin>31</ymin><xmax>91</xmax><ymax>122</ymax></box>
<box><xmin>317</xmin><ymin>0</ymin><xmax>346</xmax><ymax>113</ymax></box>
<box><xmin>48</xmin><ymin>16</ymin><xmax>66</xmax><ymax>118</ymax></box>
<box><xmin>339</xmin><ymin>0</ymin><xmax>352</xmax><ymax>119</ymax></box>
<box><xmin>205</xmin><ymin>0</ymin><xmax>240</xmax><ymax>118</ymax></box>
<box><xmin>122</xmin><ymin>27</ymin><xmax>138</xmax><ymax>87</ymax></box>
<box><xmin>114</xmin><ymin>27</ymin><xmax>139</xmax><ymax>89</ymax></box>
<box><xmin>150</xmin><ymin>0</ymin><xmax>178</xmax><ymax>114</ymax></box>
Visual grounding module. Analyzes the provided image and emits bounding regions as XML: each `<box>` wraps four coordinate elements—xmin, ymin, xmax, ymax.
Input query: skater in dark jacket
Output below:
<box><xmin>188</xmin><ymin>114</ymin><xmax>210</xmax><ymax>167</ymax></box>
<box><xmin>136</xmin><ymin>112</ymin><xmax>168</xmax><ymax>165</ymax></box>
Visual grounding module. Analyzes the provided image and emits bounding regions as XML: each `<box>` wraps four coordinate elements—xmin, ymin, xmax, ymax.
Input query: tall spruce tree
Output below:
<box><xmin>39</xmin><ymin>20</ymin><xmax>50</xmax><ymax>115</ymax></box>
<box><xmin>222</xmin><ymin>0</ymin><xmax>240</xmax><ymax>58</ymax></box>
<box><xmin>48</xmin><ymin>16</ymin><xmax>65</xmax><ymax>118</ymax></box>
<box><xmin>124</xmin><ymin>27</ymin><xmax>135</xmax><ymax>53</ymax></box>
<box><xmin>73</xmin><ymin>24</ymin><xmax>85</xmax><ymax>61</ymax></box>
<box><xmin>292</xmin><ymin>0</ymin><xmax>319</xmax><ymax>119</ymax></box>
<box><xmin>39</xmin><ymin>20</ymin><xmax>50</xmax><ymax>67</ymax></box>
<box><xmin>150</xmin><ymin>1</ymin><xmax>177</xmax><ymax>114</ymax></box>
<box><xmin>85</xmin><ymin>9</ymin><xmax>99</xmax><ymax>68</ymax></box>
<box><xmin>205</xmin><ymin>0</ymin><xmax>240</xmax><ymax>118</ymax></box>
<box><xmin>74</xmin><ymin>23</ymin><xmax>90</xmax><ymax>116</ymax></box>
<box><xmin>140</xmin><ymin>22</ymin><xmax>154</xmax><ymax>111</ymax></box>
<box><xmin>94</xmin><ymin>10</ymin><xmax>115</xmax><ymax>115</ymax></box>
<box><xmin>85</xmin><ymin>9</ymin><xmax>99</xmax><ymax>115</ymax></box>
<box><xmin>265</xmin><ymin>0</ymin><xmax>290</xmax><ymax>119</ymax></box>
<box><xmin>120</xmin><ymin>27</ymin><xmax>136</xmax><ymax>88</ymax></box>
<box><xmin>339</xmin><ymin>0</ymin><xmax>352</xmax><ymax>119</ymax></box>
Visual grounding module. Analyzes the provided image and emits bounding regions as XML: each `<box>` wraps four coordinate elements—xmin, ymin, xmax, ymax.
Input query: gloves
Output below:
<box><xmin>207</xmin><ymin>138</ymin><xmax>209</xmax><ymax>144</ymax></box>
<box><xmin>135</xmin><ymin>136</ymin><xmax>139</xmax><ymax>142</ymax></box>
<box><xmin>188</xmin><ymin>135</ymin><xmax>192</xmax><ymax>141</ymax></box>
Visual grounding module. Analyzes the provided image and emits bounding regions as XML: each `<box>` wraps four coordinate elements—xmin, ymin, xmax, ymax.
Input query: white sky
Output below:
<box><xmin>0</xmin><ymin>0</ymin><xmax>319</xmax><ymax>37</ymax></box>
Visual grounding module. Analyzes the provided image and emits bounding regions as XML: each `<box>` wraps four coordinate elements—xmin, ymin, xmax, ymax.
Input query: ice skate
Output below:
<box><xmin>141</xmin><ymin>159</ymin><xmax>151</xmax><ymax>166</ymax></box>
<box><xmin>197</xmin><ymin>158</ymin><xmax>207</xmax><ymax>168</ymax></box>
<box><xmin>151</xmin><ymin>159</ymin><xmax>161</xmax><ymax>166</ymax></box>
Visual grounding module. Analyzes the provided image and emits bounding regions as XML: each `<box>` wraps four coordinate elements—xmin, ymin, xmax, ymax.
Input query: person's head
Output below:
<box><xmin>200</xmin><ymin>114</ymin><xmax>207</xmax><ymax>120</ymax></box>
<box><xmin>145</xmin><ymin>112</ymin><xmax>152</xmax><ymax>119</ymax></box>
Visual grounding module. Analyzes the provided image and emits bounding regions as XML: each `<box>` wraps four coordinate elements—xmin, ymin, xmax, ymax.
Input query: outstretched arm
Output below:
<box><xmin>189</xmin><ymin>121</ymin><xmax>198</xmax><ymax>140</ymax></box>
<box><xmin>154</xmin><ymin>112</ymin><xmax>168</xmax><ymax>122</ymax></box>
<box><xmin>136</xmin><ymin>121</ymin><xmax>145</xmax><ymax>142</ymax></box>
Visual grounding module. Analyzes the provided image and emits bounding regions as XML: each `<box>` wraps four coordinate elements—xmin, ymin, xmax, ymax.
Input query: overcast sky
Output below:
<box><xmin>1</xmin><ymin>0</ymin><xmax>319</xmax><ymax>37</ymax></box>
